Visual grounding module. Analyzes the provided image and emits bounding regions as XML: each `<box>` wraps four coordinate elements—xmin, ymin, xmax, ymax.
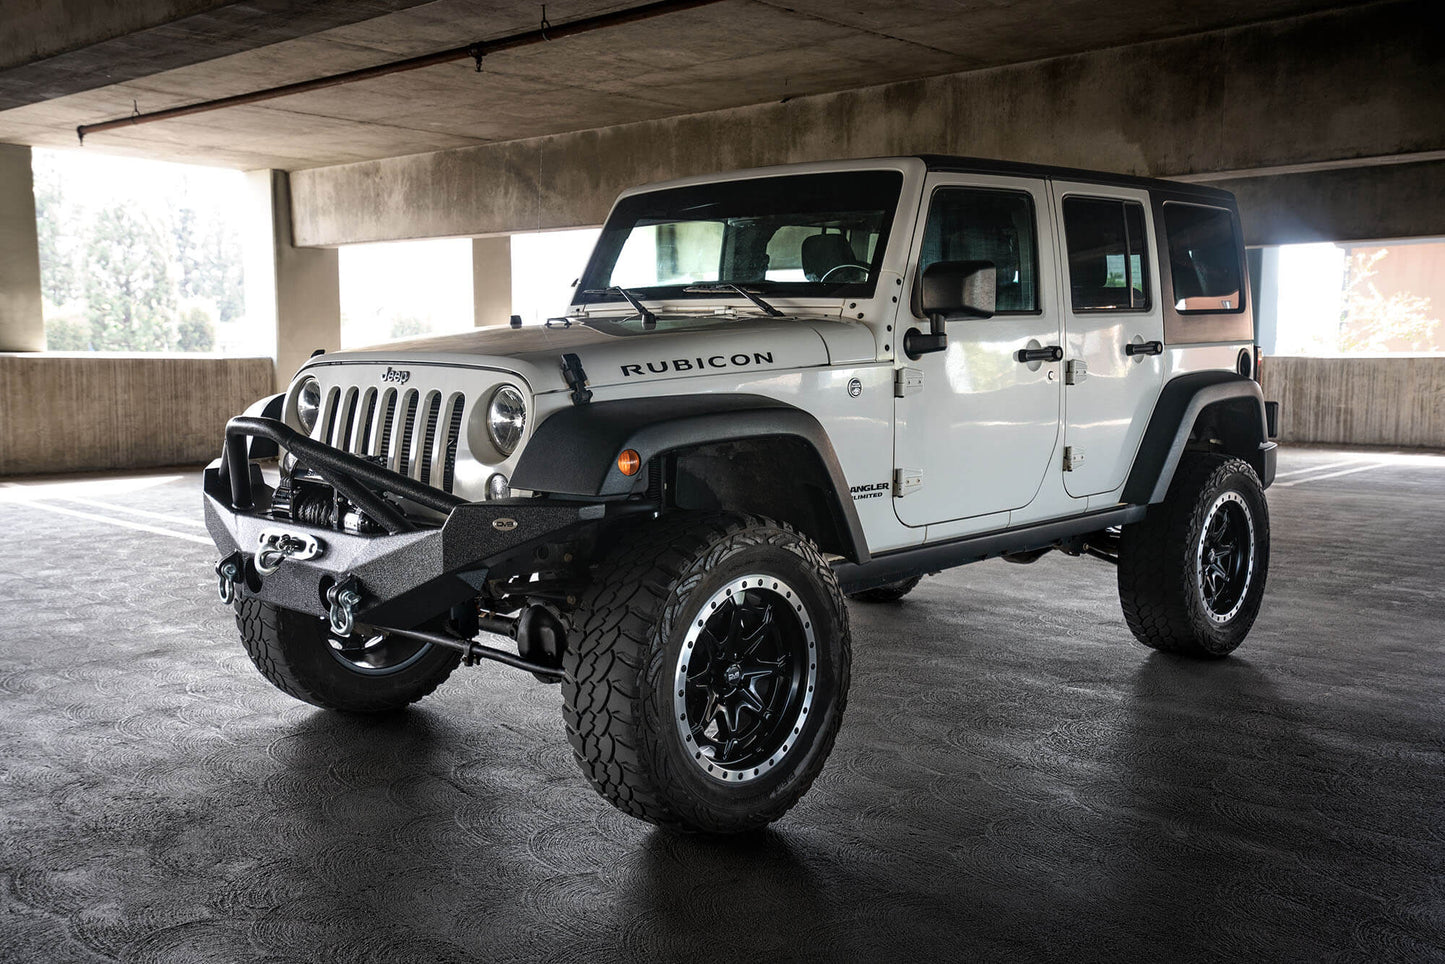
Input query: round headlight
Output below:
<box><xmin>486</xmin><ymin>473</ymin><xmax>511</xmax><ymax>501</ymax></box>
<box><xmin>297</xmin><ymin>376</ymin><xmax>322</xmax><ymax>434</ymax></box>
<box><xmin>487</xmin><ymin>385</ymin><xmax>526</xmax><ymax>456</ymax></box>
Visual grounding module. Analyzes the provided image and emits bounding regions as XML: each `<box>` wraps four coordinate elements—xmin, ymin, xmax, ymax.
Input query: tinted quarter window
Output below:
<box><xmin>920</xmin><ymin>189</ymin><xmax>1038</xmax><ymax>312</ymax></box>
<box><xmin>1163</xmin><ymin>202</ymin><xmax>1243</xmax><ymax>312</ymax></box>
<box><xmin>1063</xmin><ymin>197</ymin><xmax>1150</xmax><ymax>311</ymax></box>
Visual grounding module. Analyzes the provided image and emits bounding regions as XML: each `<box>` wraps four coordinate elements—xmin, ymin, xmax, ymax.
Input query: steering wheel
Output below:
<box><xmin>818</xmin><ymin>263</ymin><xmax>870</xmax><ymax>282</ymax></box>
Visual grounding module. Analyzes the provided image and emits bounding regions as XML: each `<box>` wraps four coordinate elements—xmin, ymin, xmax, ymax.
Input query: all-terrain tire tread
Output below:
<box><xmin>562</xmin><ymin>512</ymin><xmax>850</xmax><ymax>833</ymax></box>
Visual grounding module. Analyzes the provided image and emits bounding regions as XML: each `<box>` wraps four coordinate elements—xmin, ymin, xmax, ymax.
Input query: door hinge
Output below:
<box><xmin>893</xmin><ymin>467</ymin><xmax>923</xmax><ymax>497</ymax></box>
<box><xmin>894</xmin><ymin>367</ymin><xmax>924</xmax><ymax>398</ymax></box>
<box><xmin>1065</xmin><ymin>359</ymin><xmax>1088</xmax><ymax>385</ymax></box>
<box><xmin>1063</xmin><ymin>446</ymin><xmax>1084</xmax><ymax>471</ymax></box>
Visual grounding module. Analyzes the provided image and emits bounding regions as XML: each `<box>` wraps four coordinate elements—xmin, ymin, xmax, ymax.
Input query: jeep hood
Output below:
<box><xmin>304</xmin><ymin>314</ymin><xmax>878</xmax><ymax>394</ymax></box>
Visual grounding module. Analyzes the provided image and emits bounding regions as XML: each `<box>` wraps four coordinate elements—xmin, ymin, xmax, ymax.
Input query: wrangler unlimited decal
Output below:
<box><xmin>620</xmin><ymin>352</ymin><xmax>775</xmax><ymax>377</ymax></box>
<box><xmin>850</xmin><ymin>481</ymin><xmax>890</xmax><ymax>501</ymax></box>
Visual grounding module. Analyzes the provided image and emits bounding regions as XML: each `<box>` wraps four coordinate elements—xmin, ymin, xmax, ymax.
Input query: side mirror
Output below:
<box><xmin>905</xmin><ymin>260</ymin><xmax>997</xmax><ymax>359</ymax></box>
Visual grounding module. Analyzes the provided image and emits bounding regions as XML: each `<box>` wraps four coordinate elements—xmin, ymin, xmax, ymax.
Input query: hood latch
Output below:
<box><xmin>560</xmin><ymin>353</ymin><xmax>593</xmax><ymax>406</ymax></box>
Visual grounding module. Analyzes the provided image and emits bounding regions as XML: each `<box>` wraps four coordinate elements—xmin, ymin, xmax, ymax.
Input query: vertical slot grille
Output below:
<box><xmin>395</xmin><ymin>389</ymin><xmax>419</xmax><ymax>478</ymax></box>
<box><xmin>313</xmin><ymin>379</ymin><xmax>468</xmax><ymax>494</ymax></box>
<box><xmin>337</xmin><ymin>387</ymin><xmax>359</xmax><ymax>452</ymax></box>
<box><xmin>376</xmin><ymin>389</ymin><xmax>397</xmax><ymax>458</ymax></box>
<box><xmin>356</xmin><ymin>388</ymin><xmax>378</xmax><ymax>454</ymax></box>
<box><xmin>320</xmin><ymin>386</ymin><xmax>341</xmax><ymax>443</ymax></box>
<box><xmin>441</xmin><ymin>395</ymin><xmax>465</xmax><ymax>493</ymax></box>
<box><xmin>418</xmin><ymin>392</ymin><xmax>442</xmax><ymax>486</ymax></box>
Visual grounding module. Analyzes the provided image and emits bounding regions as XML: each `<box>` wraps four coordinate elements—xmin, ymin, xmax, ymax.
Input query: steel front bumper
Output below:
<box><xmin>204</xmin><ymin>416</ymin><xmax>624</xmax><ymax>629</ymax></box>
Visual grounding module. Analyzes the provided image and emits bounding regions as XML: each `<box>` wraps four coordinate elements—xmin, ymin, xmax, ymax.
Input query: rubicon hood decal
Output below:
<box><xmin>619</xmin><ymin>351</ymin><xmax>777</xmax><ymax>378</ymax></box>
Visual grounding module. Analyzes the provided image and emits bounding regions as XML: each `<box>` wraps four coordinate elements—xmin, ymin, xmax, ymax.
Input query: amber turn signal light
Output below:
<box><xmin>617</xmin><ymin>449</ymin><xmax>641</xmax><ymax>476</ymax></box>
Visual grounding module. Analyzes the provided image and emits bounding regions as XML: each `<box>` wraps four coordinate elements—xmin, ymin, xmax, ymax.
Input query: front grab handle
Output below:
<box><xmin>1015</xmin><ymin>345</ymin><xmax>1063</xmax><ymax>363</ymax></box>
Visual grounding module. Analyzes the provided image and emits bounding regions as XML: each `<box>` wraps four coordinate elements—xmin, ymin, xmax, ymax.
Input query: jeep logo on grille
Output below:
<box><xmin>381</xmin><ymin>367</ymin><xmax>411</xmax><ymax>384</ymax></box>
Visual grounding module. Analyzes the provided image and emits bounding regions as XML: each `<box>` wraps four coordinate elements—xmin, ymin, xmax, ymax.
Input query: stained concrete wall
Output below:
<box><xmin>0</xmin><ymin>354</ymin><xmax>274</xmax><ymax>476</ymax></box>
<box><xmin>472</xmin><ymin>236</ymin><xmax>511</xmax><ymax>328</ymax></box>
<box><xmin>0</xmin><ymin>143</ymin><xmax>45</xmax><ymax>352</ymax></box>
<box><xmin>1218</xmin><ymin>160</ymin><xmax>1445</xmax><ymax>246</ymax></box>
<box><xmin>1262</xmin><ymin>356</ymin><xmax>1445</xmax><ymax>449</ymax></box>
<box><xmin>290</xmin><ymin>1</ymin><xmax>1443</xmax><ymax>247</ymax></box>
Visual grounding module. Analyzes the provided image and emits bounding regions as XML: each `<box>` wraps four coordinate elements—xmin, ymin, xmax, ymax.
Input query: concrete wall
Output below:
<box><xmin>290</xmin><ymin>1</ymin><xmax>1443</xmax><ymax>247</ymax></box>
<box><xmin>1262</xmin><ymin>356</ymin><xmax>1445</xmax><ymax>449</ymax></box>
<box><xmin>0</xmin><ymin>354</ymin><xmax>273</xmax><ymax>476</ymax></box>
<box><xmin>1217</xmin><ymin>160</ymin><xmax>1445</xmax><ymax>247</ymax></box>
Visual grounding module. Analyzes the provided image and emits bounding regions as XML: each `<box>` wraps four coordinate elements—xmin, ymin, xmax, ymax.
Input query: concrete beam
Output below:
<box><xmin>291</xmin><ymin>0</ymin><xmax>1443</xmax><ymax>246</ymax></box>
<box><xmin>472</xmin><ymin>236</ymin><xmax>512</xmax><ymax>328</ymax></box>
<box><xmin>243</xmin><ymin>170</ymin><xmax>339</xmax><ymax>387</ymax></box>
<box><xmin>1219</xmin><ymin>160</ymin><xmax>1445</xmax><ymax>246</ymax></box>
<box><xmin>0</xmin><ymin>144</ymin><xmax>45</xmax><ymax>352</ymax></box>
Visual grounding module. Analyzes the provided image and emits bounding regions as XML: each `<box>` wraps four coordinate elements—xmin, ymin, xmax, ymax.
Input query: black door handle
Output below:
<box><xmin>1126</xmin><ymin>340</ymin><xmax>1163</xmax><ymax>356</ymax></box>
<box><xmin>1016</xmin><ymin>345</ymin><xmax>1063</xmax><ymax>363</ymax></box>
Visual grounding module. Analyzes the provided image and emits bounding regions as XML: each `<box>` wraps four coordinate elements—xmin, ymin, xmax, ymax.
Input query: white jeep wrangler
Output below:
<box><xmin>206</xmin><ymin>155</ymin><xmax>1278</xmax><ymax>833</ymax></box>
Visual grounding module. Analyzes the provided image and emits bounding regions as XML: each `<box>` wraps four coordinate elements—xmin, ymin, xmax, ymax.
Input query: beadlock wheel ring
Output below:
<box><xmin>1195</xmin><ymin>490</ymin><xmax>1256</xmax><ymax>625</ymax></box>
<box><xmin>672</xmin><ymin>574</ymin><xmax>819</xmax><ymax>784</ymax></box>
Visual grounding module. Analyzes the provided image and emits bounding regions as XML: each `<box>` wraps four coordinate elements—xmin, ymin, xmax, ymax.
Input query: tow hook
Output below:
<box><xmin>215</xmin><ymin>551</ymin><xmax>243</xmax><ymax>604</ymax></box>
<box><xmin>327</xmin><ymin>575</ymin><xmax>362</xmax><ymax>637</ymax></box>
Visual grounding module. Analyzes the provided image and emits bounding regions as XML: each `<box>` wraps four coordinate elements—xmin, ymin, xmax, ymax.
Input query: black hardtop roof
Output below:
<box><xmin>913</xmin><ymin>154</ymin><xmax>1237</xmax><ymax>205</ymax></box>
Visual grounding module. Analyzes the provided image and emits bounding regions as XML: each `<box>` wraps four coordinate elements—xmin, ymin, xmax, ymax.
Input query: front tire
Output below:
<box><xmin>234</xmin><ymin>598</ymin><xmax>461</xmax><ymax>712</ymax></box>
<box><xmin>1117</xmin><ymin>455</ymin><xmax>1270</xmax><ymax>657</ymax></box>
<box><xmin>563</xmin><ymin>513</ymin><xmax>851</xmax><ymax>833</ymax></box>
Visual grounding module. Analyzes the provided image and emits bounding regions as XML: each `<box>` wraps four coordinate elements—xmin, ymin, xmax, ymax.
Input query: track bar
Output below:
<box><xmin>77</xmin><ymin>0</ymin><xmax>726</xmax><ymax>142</ymax></box>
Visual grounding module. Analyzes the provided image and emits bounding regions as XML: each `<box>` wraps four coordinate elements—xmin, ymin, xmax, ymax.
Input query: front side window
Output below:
<box><xmin>1163</xmin><ymin>202</ymin><xmax>1243</xmax><ymax>312</ymax></box>
<box><xmin>1063</xmin><ymin>197</ymin><xmax>1150</xmax><ymax>312</ymax></box>
<box><xmin>920</xmin><ymin>188</ymin><xmax>1039</xmax><ymax>312</ymax></box>
<box><xmin>575</xmin><ymin>171</ymin><xmax>904</xmax><ymax>305</ymax></box>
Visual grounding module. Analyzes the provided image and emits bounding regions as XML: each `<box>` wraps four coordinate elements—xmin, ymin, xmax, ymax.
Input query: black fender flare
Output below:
<box><xmin>1122</xmin><ymin>371</ymin><xmax>1276</xmax><ymax>505</ymax></box>
<box><xmin>512</xmin><ymin>394</ymin><xmax>870</xmax><ymax>563</ymax></box>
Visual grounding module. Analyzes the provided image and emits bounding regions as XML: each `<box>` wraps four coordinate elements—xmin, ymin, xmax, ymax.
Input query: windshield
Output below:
<box><xmin>574</xmin><ymin>171</ymin><xmax>904</xmax><ymax>307</ymax></box>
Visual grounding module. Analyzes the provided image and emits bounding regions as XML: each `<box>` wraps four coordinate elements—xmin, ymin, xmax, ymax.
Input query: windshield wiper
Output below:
<box><xmin>584</xmin><ymin>286</ymin><xmax>657</xmax><ymax>329</ymax></box>
<box><xmin>685</xmin><ymin>283</ymin><xmax>783</xmax><ymax>317</ymax></box>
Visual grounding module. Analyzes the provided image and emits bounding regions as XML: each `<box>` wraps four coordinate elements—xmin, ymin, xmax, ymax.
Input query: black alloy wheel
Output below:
<box><xmin>675</xmin><ymin>575</ymin><xmax>815</xmax><ymax>782</ymax></box>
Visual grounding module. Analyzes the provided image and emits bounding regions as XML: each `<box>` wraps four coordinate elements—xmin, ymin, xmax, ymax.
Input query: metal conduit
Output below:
<box><xmin>77</xmin><ymin>0</ymin><xmax>726</xmax><ymax>143</ymax></box>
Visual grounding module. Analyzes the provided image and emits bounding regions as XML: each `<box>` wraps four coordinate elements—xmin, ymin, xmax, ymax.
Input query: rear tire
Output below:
<box><xmin>234</xmin><ymin>598</ymin><xmax>461</xmax><ymax>712</ymax></box>
<box><xmin>1117</xmin><ymin>455</ymin><xmax>1270</xmax><ymax>657</ymax></box>
<box><xmin>563</xmin><ymin>513</ymin><xmax>851</xmax><ymax>833</ymax></box>
<box><xmin>847</xmin><ymin>576</ymin><xmax>921</xmax><ymax>603</ymax></box>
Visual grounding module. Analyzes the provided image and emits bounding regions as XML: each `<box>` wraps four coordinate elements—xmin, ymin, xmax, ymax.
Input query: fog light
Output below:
<box><xmin>486</xmin><ymin>472</ymin><xmax>511</xmax><ymax>500</ymax></box>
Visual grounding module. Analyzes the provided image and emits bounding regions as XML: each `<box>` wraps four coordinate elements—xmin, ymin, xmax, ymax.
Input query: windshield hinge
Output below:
<box><xmin>895</xmin><ymin>367</ymin><xmax>924</xmax><ymax>398</ymax></box>
<box><xmin>560</xmin><ymin>353</ymin><xmax>592</xmax><ymax>406</ymax></box>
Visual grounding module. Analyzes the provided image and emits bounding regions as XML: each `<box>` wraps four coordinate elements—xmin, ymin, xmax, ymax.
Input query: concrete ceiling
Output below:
<box><xmin>0</xmin><ymin>0</ymin><xmax>1373</xmax><ymax>171</ymax></box>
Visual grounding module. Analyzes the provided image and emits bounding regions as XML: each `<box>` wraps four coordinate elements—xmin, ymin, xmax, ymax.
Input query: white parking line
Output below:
<box><xmin>16</xmin><ymin>500</ymin><xmax>212</xmax><ymax>545</ymax></box>
<box><xmin>1275</xmin><ymin>463</ymin><xmax>1389</xmax><ymax>488</ymax></box>
<box><xmin>1272</xmin><ymin>458</ymin><xmax>1368</xmax><ymax>480</ymax></box>
<box><xmin>55</xmin><ymin>495</ymin><xmax>206</xmax><ymax>528</ymax></box>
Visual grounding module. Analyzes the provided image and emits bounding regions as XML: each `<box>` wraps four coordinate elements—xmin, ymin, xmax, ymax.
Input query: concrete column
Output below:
<box><xmin>0</xmin><ymin>144</ymin><xmax>45</xmax><ymax>352</ymax></box>
<box><xmin>243</xmin><ymin>169</ymin><xmax>339</xmax><ymax>388</ymax></box>
<box><xmin>472</xmin><ymin>235</ymin><xmax>512</xmax><ymax>328</ymax></box>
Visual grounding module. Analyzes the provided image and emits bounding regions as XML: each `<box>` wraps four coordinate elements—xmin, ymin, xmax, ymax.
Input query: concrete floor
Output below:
<box><xmin>1</xmin><ymin>446</ymin><xmax>1442</xmax><ymax>963</ymax></box>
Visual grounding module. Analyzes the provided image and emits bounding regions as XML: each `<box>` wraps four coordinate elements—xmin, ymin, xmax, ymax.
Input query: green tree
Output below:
<box><xmin>175</xmin><ymin>303</ymin><xmax>216</xmax><ymax>352</ymax></box>
<box><xmin>32</xmin><ymin>158</ymin><xmax>80</xmax><ymax>306</ymax></box>
<box><xmin>389</xmin><ymin>314</ymin><xmax>430</xmax><ymax>339</ymax></box>
<box><xmin>43</xmin><ymin>300</ymin><xmax>90</xmax><ymax>350</ymax></box>
<box><xmin>1339</xmin><ymin>249</ymin><xmax>1440</xmax><ymax>352</ymax></box>
<box><xmin>83</xmin><ymin>204</ymin><xmax>177</xmax><ymax>351</ymax></box>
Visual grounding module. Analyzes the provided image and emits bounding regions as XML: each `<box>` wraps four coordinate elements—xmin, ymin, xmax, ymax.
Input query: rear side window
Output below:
<box><xmin>1163</xmin><ymin>202</ymin><xmax>1243</xmax><ymax>312</ymax></box>
<box><xmin>1063</xmin><ymin>197</ymin><xmax>1150</xmax><ymax>311</ymax></box>
<box><xmin>920</xmin><ymin>188</ymin><xmax>1039</xmax><ymax>312</ymax></box>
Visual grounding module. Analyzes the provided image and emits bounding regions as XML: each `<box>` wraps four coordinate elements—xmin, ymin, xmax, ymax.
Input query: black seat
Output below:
<box><xmin>801</xmin><ymin>234</ymin><xmax>858</xmax><ymax>281</ymax></box>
